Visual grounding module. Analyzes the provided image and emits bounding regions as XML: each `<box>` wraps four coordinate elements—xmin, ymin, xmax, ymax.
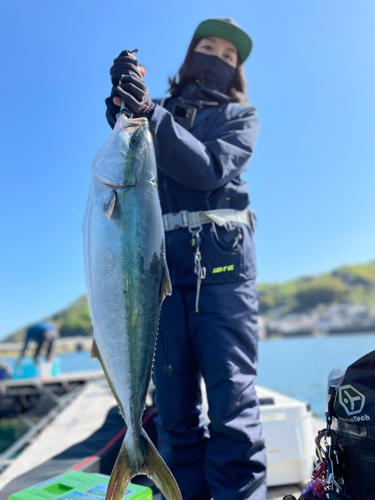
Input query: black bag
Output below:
<box><xmin>328</xmin><ymin>350</ymin><xmax>375</xmax><ymax>500</ymax></box>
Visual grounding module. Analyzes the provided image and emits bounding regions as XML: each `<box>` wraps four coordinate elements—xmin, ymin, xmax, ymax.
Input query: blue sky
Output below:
<box><xmin>1</xmin><ymin>0</ymin><xmax>374</xmax><ymax>338</ymax></box>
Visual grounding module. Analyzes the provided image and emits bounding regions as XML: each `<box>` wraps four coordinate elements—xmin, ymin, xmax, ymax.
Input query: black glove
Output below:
<box><xmin>110</xmin><ymin>51</ymin><xmax>155</xmax><ymax>118</ymax></box>
<box><xmin>110</xmin><ymin>50</ymin><xmax>143</xmax><ymax>86</ymax></box>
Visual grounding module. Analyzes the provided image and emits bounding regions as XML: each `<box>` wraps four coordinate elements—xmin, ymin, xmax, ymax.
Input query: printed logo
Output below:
<box><xmin>338</xmin><ymin>385</ymin><xmax>365</xmax><ymax>416</ymax></box>
<box><xmin>348</xmin><ymin>414</ymin><xmax>370</xmax><ymax>423</ymax></box>
<box><xmin>213</xmin><ymin>265</ymin><xmax>234</xmax><ymax>274</ymax></box>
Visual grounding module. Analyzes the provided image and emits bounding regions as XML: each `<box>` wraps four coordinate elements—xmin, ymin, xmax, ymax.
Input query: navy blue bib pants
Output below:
<box><xmin>154</xmin><ymin>280</ymin><xmax>266</xmax><ymax>500</ymax></box>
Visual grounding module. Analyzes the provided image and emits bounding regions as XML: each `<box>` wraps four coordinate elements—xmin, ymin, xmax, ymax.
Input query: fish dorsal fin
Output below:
<box><xmin>161</xmin><ymin>261</ymin><xmax>172</xmax><ymax>302</ymax></box>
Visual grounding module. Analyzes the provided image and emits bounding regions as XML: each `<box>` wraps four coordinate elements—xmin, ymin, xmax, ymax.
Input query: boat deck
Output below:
<box><xmin>0</xmin><ymin>370</ymin><xmax>103</xmax><ymax>388</ymax></box>
<box><xmin>0</xmin><ymin>370</ymin><xmax>103</xmax><ymax>418</ymax></box>
<box><xmin>0</xmin><ymin>376</ymin><xmax>317</xmax><ymax>500</ymax></box>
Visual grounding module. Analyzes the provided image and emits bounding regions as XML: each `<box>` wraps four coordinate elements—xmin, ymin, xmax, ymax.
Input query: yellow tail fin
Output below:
<box><xmin>141</xmin><ymin>428</ymin><xmax>182</xmax><ymax>500</ymax></box>
<box><xmin>105</xmin><ymin>429</ymin><xmax>181</xmax><ymax>500</ymax></box>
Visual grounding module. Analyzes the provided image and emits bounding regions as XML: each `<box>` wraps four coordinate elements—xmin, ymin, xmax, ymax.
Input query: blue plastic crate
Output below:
<box><xmin>13</xmin><ymin>358</ymin><xmax>61</xmax><ymax>379</ymax></box>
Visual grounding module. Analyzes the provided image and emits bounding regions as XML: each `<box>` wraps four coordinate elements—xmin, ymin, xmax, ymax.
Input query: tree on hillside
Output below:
<box><xmin>52</xmin><ymin>296</ymin><xmax>93</xmax><ymax>337</ymax></box>
<box><xmin>333</xmin><ymin>262</ymin><xmax>375</xmax><ymax>287</ymax></box>
<box><xmin>258</xmin><ymin>281</ymin><xmax>299</xmax><ymax>313</ymax></box>
<box><xmin>1</xmin><ymin>296</ymin><xmax>93</xmax><ymax>343</ymax></box>
<box><xmin>295</xmin><ymin>276</ymin><xmax>349</xmax><ymax>310</ymax></box>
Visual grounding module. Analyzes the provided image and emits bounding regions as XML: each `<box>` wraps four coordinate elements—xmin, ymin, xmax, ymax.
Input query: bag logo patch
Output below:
<box><xmin>338</xmin><ymin>385</ymin><xmax>365</xmax><ymax>416</ymax></box>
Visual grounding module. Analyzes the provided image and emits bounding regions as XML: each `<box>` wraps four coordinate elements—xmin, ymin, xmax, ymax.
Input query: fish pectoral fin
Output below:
<box><xmin>161</xmin><ymin>261</ymin><xmax>172</xmax><ymax>302</ymax></box>
<box><xmin>103</xmin><ymin>190</ymin><xmax>117</xmax><ymax>220</ymax></box>
<box><xmin>105</xmin><ymin>443</ymin><xmax>132</xmax><ymax>500</ymax></box>
<box><xmin>141</xmin><ymin>429</ymin><xmax>182</xmax><ymax>500</ymax></box>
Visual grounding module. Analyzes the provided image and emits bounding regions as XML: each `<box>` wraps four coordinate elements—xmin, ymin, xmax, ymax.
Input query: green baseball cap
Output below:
<box><xmin>192</xmin><ymin>18</ymin><xmax>253</xmax><ymax>63</ymax></box>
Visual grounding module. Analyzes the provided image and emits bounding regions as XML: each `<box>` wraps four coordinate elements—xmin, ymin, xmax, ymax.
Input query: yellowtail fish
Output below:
<box><xmin>83</xmin><ymin>111</ymin><xmax>181</xmax><ymax>500</ymax></box>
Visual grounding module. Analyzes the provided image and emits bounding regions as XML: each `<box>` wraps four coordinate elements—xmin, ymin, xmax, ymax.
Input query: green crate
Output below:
<box><xmin>8</xmin><ymin>470</ymin><xmax>152</xmax><ymax>500</ymax></box>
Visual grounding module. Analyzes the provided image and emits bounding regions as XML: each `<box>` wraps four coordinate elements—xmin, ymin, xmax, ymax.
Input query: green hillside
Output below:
<box><xmin>4</xmin><ymin>296</ymin><xmax>93</xmax><ymax>343</ymax></box>
<box><xmin>3</xmin><ymin>260</ymin><xmax>375</xmax><ymax>342</ymax></box>
<box><xmin>258</xmin><ymin>261</ymin><xmax>375</xmax><ymax>314</ymax></box>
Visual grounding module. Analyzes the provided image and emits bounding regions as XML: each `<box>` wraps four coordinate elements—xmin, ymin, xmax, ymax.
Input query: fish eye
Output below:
<box><xmin>129</xmin><ymin>135</ymin><xmax>140</xmax><ymax>149</ymax></box>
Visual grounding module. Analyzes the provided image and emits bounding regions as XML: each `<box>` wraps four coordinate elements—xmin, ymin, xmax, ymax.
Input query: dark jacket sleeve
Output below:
<box><xmin>148</xmin><ymin>103</ymin><xmax>259</xmax><ymax>192</ymax></box>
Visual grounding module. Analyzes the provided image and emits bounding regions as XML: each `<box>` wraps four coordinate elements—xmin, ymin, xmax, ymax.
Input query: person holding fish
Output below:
<box><xmin>106</xmin><ymin>17</ymin><xmax>266</xmax><ymax>500</ymax></box>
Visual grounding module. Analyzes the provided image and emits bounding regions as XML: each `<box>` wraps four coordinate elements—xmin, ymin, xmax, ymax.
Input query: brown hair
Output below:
<box><xmin>168</xmin><ymin>39</ymin><xmax>249</xmax><ymax>104</ymax></box>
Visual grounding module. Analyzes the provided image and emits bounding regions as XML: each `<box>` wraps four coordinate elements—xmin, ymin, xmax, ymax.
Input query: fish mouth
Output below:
<box><xmin>92</xmin><ymin>116</ymin><xmax>147</xmax><ymax>189</ymax></box>
<box><xmin>120</xmin><ymin>116</ymin><xmax>148</xmax><ymax>134</ymax></box>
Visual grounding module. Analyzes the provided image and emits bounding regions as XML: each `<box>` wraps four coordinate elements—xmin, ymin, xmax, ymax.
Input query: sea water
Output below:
<box><xmin>1</xmin><ymin>333</ymin><xmax>375</xmax><ymax>419</ymax></box>
<box><xmin>257</xmin><ymin>332</ymin><xmax>375</xmax><ymax>418</ymax></box>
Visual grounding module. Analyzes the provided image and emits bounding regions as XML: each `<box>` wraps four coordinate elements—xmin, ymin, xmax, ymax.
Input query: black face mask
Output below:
<box><xmin>190</xmin><ymin>52</ymin><xmax>236</xmax><ymax>94</ymax></box>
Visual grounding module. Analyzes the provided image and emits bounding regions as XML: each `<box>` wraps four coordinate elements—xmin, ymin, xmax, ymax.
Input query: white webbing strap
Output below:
<box><xmin>163</xmin><ymin>209</ymin><xmax>255</xmax><ymax>232</ymax></box>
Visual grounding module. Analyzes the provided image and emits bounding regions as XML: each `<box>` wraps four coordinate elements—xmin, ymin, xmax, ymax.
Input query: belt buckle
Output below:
<box><xmin>164</xmin><ymin>210</ymin><xmax>188</xmax><ymax>231</ymax></box>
